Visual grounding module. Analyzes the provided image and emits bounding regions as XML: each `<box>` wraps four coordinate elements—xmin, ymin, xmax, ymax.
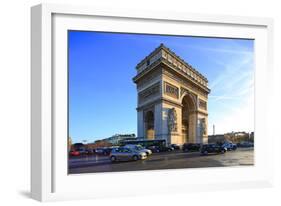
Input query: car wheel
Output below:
<box><xmin>221</xmin><ymin>149</ymin><xmax>226</xmax><ymax>154</ymax></box>
<box><xmin>132</xmin><ymin>155</ymin><xmax>139</xmax><ymax>161</ymax></box>
<box><xmin>110</xmin><ymin>156</ymin><xmax>116</xmax><ymax>162</ymax></box>
<box><xmin>204</xmin><ymin>151</ymin><xmax>208</xmax><ymax>155</ymax></box>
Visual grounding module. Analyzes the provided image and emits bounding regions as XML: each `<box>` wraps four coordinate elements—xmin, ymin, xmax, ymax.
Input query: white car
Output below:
<box><xmin>124</xmin><ymin>144</ymin><xmax>152</xmax><ymax>156</ymax></box>
<box><xmin>110</xmin><ymin>147</ymin><xmax>147</xmax><ymax>162</ymax></box>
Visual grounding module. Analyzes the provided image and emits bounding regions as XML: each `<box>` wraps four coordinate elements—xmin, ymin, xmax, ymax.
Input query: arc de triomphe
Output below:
<box><xmin>133</xmin><ymin>44</ymin><xmax>210</xmax><ymax>145</ymax></box>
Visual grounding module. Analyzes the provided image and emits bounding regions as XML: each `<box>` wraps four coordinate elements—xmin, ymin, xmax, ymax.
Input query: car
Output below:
<box><xmin>76</xmin><ymin>148</ymin><xmax>88</xmax><ymax>155</ymax></box>
<box><xmin>200</xmin><ymin>144</ymin><xmax>227</xmax><ymax>155</ymax></box>
<box><xmin>95</xmin><ymin>147</ymin><xmax>112</xmax><ymax>155</ymax></box>
<box><xmin>94</xmin><ymin>148</ymin><xmax>103</xmax><ymax>154</ymax></box>
<box><xmin>147</xmin><ymin>145</ymin><xmax>174</xmax><ymax>153</ymax></box>
<box><xmin>109</xmin><ymin>147</ymin><xmax>147</xmax><ymax>162</ymax></box>
<box><xmin>124</xmin><ymin>144</ymin><xmax>152</xmax><ymax>155</ymax></box>
<box><xmin>182</xmin><ymin>143</ymin><xmax>201</xmax><ymax>152</ymax></box>
<box><xmin>103</xmin><ymin>147</ymin><xmax>113</xmax><ymax>155</ymax></box>
<box><xmin>146</xmin><ymin>146</ymin><xmax>160</xmax><ymax>153</ymax></box>
<box><xmin>170</xmin><ymin>144</ymin><xmax>181</xmax><ymax>150</ymax></box>
<box><xmin>69</xmin><ymin>150</ymin><xmax>80</xmax><ymax>156</ymax></box>
<box><xmin>237</xmin><ymin>142</ymin><xmax>254</xmax><ymax>148</ymax></box>
<box><xmin>222</xmin><ymin>142</ymin><xmax>237</xmax><ymax>151</ymax></box>
<box><xmin>85</xmin><ymin>149</ymin><xmax>95</xmax><ymax>155</ymax></box>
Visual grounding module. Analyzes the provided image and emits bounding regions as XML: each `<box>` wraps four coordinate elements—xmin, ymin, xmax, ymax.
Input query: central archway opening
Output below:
<box><xmin>182</xmin><ymin>94</ymin><xmax>195</xmax><ymax>143</ymax></box>
<box><xmin>145</xmin><ymin>111</ymin><xmax>155</xmax><ymax>140</ymax></box>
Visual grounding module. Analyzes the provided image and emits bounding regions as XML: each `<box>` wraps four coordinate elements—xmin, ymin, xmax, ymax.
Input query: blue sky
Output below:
<box><xmin>69</xmin><ymin>31</ymin><xmax>254</xmax><ymax>143</ymax></box>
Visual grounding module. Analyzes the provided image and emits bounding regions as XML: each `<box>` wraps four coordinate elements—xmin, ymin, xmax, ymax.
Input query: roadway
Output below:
<box><xmin>68</xmin><ymin>147</ymin><xmax>254</xmax><ymax>174</ymax></box>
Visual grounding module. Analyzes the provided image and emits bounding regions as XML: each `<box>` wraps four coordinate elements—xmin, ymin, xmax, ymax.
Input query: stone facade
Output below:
<box><xmin>133</xmin><ymin>44</ymin><xmax>210</xmax><ymax>145</ymax></box>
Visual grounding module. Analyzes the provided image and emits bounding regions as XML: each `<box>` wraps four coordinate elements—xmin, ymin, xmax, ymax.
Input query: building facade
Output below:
<box><xmin>105</xmin><ymin>134</ymin><xmax>136</xmax><ymax>145</ymax></box>
<box><xmin>133</xmin><ymin>44</ymin><xmax>210</xmax><ymax>145</ymax></box>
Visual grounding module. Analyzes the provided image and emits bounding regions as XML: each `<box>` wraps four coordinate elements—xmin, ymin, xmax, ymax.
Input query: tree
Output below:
<box><xmin>68</xmin><ymin>136</ymin><xmax>72</xmax><ymax>151</ymax></box>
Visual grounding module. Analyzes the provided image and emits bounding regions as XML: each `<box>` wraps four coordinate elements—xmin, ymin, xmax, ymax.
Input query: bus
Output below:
<box><xmin>119</xmin><ymin>139</ymin><xmax>166</xmax><ymax>148</ymax></box>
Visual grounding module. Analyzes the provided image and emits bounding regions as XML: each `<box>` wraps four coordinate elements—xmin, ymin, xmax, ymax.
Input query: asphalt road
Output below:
<box><xmin>68</xmin><ymin>147</ymin><xmax>254</xmax><ymax>174</ymax></box>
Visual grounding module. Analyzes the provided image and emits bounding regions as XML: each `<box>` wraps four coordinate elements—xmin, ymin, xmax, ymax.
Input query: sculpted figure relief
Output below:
<box><xmin>168</xmin><ymin>108</ymin><xmax>177</xmax><ymax>133</ymax></box>
<box><xmin>201</xmin><ymin>118</ymin><xmax>207</xmax><ymax>135</ymax></box>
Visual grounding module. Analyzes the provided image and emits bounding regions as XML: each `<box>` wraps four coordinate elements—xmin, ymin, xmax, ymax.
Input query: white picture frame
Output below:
<box><xmin>31</xmin><ymin>3</ymin><xmax>274</xmax><ymax>202</ymax></box>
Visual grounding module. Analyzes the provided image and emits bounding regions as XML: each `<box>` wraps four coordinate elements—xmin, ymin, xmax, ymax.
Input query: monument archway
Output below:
<box><xmin>133</xmin><ymin>44</ymin><xmax>210</xmax><ymax>145</ymax></box>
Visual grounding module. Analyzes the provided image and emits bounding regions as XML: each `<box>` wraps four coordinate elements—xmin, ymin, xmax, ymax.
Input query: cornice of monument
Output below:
<box><xmin>136</xmin><ymin>43</ymin><xmax>208</xmax><ymax>82</ymax></box>
<box><xmin>133</xmin><ymin>58</ymin><xmax>210</xmax><ymax>95</ymax></box>
<box><xmin>134</xmin><ymin>44</ymin><xmax>210</xmax><ymax>93</ymax></box>
<box><xmin>161</xmin><ymin>59</ymin><xmax>211</xmax><ymax>94</ymax></box>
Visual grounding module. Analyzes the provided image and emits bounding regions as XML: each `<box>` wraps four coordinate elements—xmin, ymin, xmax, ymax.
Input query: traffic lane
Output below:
<box><xmin>68</xmin><ymin>148</ymin><xmax>254</xmax><ymax>174</ymax></box>
<box><xmin>68</xmin><ymin>150</ymin><xmax>201</xmax><ymax>168</ymax></box>
<box><xmin>69</xmin><ymin>154</ymin><xmax>110</xmax><ymax>165</ymax></box>
<box><xmin>69</xmin><ymin>148</ymin><xmax>253</xmax><ymax>166</ymax></box>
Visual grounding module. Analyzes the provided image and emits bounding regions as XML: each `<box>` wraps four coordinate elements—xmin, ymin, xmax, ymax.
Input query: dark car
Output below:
<box><xmin>76</xmin><ymin>148</ymin><xmax>88</xmax><ymax>155</ymax></box>
<box><xmin>182</xmin><ymin>143</ymin><xmax>201</xmax><ymax>152</ymax></box>
<box><xmin>222</xmin><ymin>142</ymin><xmax>237</xmax><ymax>151</ymax></box>
<box><xmin>85</xmin><ymin>149</ymin><xmax>95</xmax><ymax>155</ymax></box>
<box><xmin>170</xmin><ymin>144</ymin><xmax>181</xmax><ymax>150</ymax></box>
<box><xmin>200</xmin><ymin>144</ymin><xmax>227</xmax><ymax>155</ymax></box>
<box><xmin>147</xmin><ymin>145</ymin><xmax>174</xmax><ymax>153</ymax></box>
<box><xmin>95</xmin><ymin>147</ymin><xmax>112</xmax><ymax>155</ymax></box>
<box><xmin>237</xmin><ymin>142</ymin><xmax>254</xmax><ymax>148</ymax></box>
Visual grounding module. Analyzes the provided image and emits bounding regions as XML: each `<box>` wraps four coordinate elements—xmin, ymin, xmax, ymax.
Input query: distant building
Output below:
<box><xmin>92</xmin><ymin>140</ymin><xmax>112</xmax><ymax>148</ymax></box>
<box><xmin>208</xmin><ymin>131</ymin><xmax>254</xmax><ymax>144</ymax></box>
<box><xmin>105</xmin><ymin>133</ymin><xmax>136</xmax><ymax>145</ymax></box>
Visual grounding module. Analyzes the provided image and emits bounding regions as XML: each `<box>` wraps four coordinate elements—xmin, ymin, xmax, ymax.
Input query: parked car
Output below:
<box><xmin>94</xmin><ymin>148</ymin><xmax>103</xmax><ymax>154</ymax></box>
<box><xmin>76</xmin><ymin>148</ymin><xmax>88</xmax><ymax>155</ymax></box>
<box><xmin>109</xmin><ymin>147</ymin><xmax>147</xmax><ymax>162</ymax></box>
<box><xmin>69</xmin><ymin>150</ymin><xmax>80</xmax><ymax>156</ymax></box>
<box><xmin>147</xmin><ymin>145</ymin><xmax>174</xmax><ymax>153</ymax></box>
<box><xmin>182</xmin><ymin>143</ymin><xmax>201</xmax><ymax>152</ymax></box>
<box><xmin>124</xmin><ymin>144</ymin><xmax>152</xmax><ymax>155</ymax></box>
<box><xmin>170</xmin><ymin>144</ymin><xmax>181</xmax><ymax>150</ymax></box>
<box><xmin>237</xmin><ymin>142</ymin><xmax>254</xmax><ymax>148</ymax></box>
<box><xmin>95</xmin><ymin>147</ymin><xmax>112</xmax><ymax>155</ymax></box>
<box><xmin>222</xmin><ymin>142</ymin><xmax>237</xmax><ymax>151</ymax></box>
<box><xmin>200</xmin><ymin>144</ymin><xmax>227</xmax><ymax>155</ymax></box>
<box><xmin>85</xmin><ymin>149</ymin><xmax>95</xmax><ymax>155</ymax></box>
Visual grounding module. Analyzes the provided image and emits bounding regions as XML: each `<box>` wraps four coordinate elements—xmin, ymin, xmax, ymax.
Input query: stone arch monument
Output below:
<box><xmin>133</xmin><ymin>44</ymin><xmax>210</xmax><ymax>145</ymax></box>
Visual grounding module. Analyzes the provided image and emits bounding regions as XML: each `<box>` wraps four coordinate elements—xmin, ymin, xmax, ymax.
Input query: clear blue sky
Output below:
<box><xmin>69</xmin><ymin>31</ymin><xmax>254</xmax><ymax>143</ymax></box>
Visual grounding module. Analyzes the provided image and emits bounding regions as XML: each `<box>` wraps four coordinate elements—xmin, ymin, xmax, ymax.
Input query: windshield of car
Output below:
<box><xmin>123</xmin><ymin>148</ymin><xmax>132</xmax><ymax>153</ymax></box>
<box><xmin>135</xmin><ymin>145</ymin><xmax>143</xmax><ymax>150</ymax></box>
<box><xmin>125</xmin><ymin>144</ymin><xmax>143</xmax><ymax>150</ymax></box>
